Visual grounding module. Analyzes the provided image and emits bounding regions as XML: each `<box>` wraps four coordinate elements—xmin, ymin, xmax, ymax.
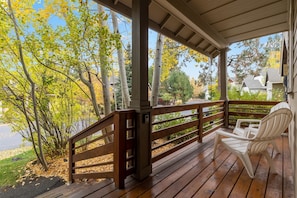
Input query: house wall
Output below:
<box><xmin>289</xmin><ymin>0</ymin><xmax>297</xmax><ymax>195</ymax></box>
<box><xmin>266</xmin><ymin>82</ymin><xmax>285</xmax><ymax>100</ymax></box>
<box><xmin>267</xmin><ymin>82</ymin><xmax>273</xmax><ymax>100</ymax></box>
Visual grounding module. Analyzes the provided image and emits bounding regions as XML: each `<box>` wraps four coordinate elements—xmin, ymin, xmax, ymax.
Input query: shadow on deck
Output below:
<box><xmin>37</xmin><ymin>129</ymin><xmax>294</xmax><ymax>198</ymax></box>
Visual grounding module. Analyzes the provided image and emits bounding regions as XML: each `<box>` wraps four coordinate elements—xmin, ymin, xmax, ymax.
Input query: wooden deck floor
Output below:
<box><xmin>37</xmin><ymin>130</ymin><xmax>294</xmax><ymax>198</ymax></box>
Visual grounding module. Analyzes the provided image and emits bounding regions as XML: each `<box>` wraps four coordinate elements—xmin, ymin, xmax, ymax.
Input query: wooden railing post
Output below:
<box><xmin>114</xmin><ymin>111</ymin><xmax>126</xmax><ymax>189</ymax></box>
<box><xmin>198</xmin><ymin>105</ymin><xmax>203</xmax><ymax>143</ymax></box>
<box><xmin>224</xmin><ymin>100</ymin><xmax>229</xmax><ymax>128</ymax></box>
<box><xmin>68</xmin><ymin>139</ymin><xmax>74</xmax><ymax>183</ymax></box>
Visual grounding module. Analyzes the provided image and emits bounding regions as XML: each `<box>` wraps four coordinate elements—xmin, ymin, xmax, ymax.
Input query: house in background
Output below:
<box><xmin>241</xmin><ymin>75</ymin><xmax>266</xmax><ymax>94</ymax></box>
<box><xmin>241</xmin><ymin>68</ymin><xmax>285</xmax><ymax>100</ymax></box>
<box><xmin>265</xmin><ymin>68</ymin><xmax>285</xmax><ymax>100</ymax></box>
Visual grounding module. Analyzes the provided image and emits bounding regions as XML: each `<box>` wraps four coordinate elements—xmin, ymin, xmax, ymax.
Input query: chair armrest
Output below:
<box><xmin>248</xmin><ymin>124</ymin><xmax>260</xmax><ymax>129</ymax></box>
<box><xmin>216</xmin><ymin>129</ymin><xmax>253</xmax><ymax>141</ymax></box>
<box><xmin>235</xmin><ymin>119</ymin><xmax>261</xmax><ymax>129</ymax></box>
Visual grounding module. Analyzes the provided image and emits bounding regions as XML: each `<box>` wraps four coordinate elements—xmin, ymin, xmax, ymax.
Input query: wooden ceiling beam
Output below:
<box><xmin>175</xmin><ymin>24</ymin><xmax>185</xmax><ymax>37</ymax></box>
<box><xmin>157</xmin><ymin>0</ymin><xmax>228</xmax><ymax>48</ymax></box>
<box><xmin>92</xmin><ymin>0</ymin><xmax>215</xmax><ymax>57</ymax></box>
<box><xmin>149</xmin><ymin>21</ymin><xmax>212</xmax><ymax>57</ymax></box>
<box><xmin>195</xmin><ymin>38</ymin><xmax>204</xmax><ymax>48</ymax></box>
<box><xmin>160</xmin><ymin>14</ymin><xmax>171</xmax><ymax>29</ymax></box>
<box><xmin>93</xmin><ymin>0</ymin><xmax>131</xmax><ymax>18</ymax></box>
<box><xmin>186</xmin><ymin>32</ymin><xmax>196</xmax><ymax>42</ymax></box>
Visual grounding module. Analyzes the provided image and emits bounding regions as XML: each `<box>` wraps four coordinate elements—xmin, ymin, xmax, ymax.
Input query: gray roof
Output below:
<box><xmin>242</xmin><ymin>77</ymin><xmax>266</xmax><ymax>90</ymax></box>
<box><xmin>265</xmin><ymin>68</ymin><xmax>282</xmax><ymax>83</ymax></box>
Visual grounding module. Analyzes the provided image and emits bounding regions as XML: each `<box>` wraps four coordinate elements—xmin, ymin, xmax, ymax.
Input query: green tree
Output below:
<box><xmin>148</xmin><ymin>36</ymin><xmax>208</xmax><ymax>105</ymax></box>
<box><xmin>160</xmin><ymin>37</ymin><xmax>208</xmax><ymax>82</ymax></box>
<box><xmin>111</xmin><ymin>11</ymin><xmax>130</xmax><ymax>109</ymax></box>
<box><xmin>164</xmin><ymin>70</ymin><xmax>193</xmax><ymax>103</ymax></box>
<box><xmin>4</xmin><ymin>0</ymin><xmax>48</xmax><ymax>170</ymax></box>
<box><xmin>0</xmin><ymin>0</ymin><xmax>120</xmax><ymax>163</ymax></box>
<box><xmin>151</xmin><ymin>33</ymin><xmax>164</xmax><ymax>106</ymax></box>
<box><xmin>114</xmin><ymin>43</ymin><xmax>132</xmax><ymax>109</ymax></box>
<box><xmin>228</xmin><ymin>86</ymin><xmax>267</xmax><ymax>101</ymax></box>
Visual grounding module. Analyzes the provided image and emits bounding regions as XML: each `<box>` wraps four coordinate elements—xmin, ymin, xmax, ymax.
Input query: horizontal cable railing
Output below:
<box><xmin>68</xmin><ymin>110</ymin><xmax>136</xmax><ymax>188</ymax></box>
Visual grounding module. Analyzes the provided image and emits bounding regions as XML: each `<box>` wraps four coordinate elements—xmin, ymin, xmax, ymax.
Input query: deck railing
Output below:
<box><xmin>151</xmin><ymin>100</ymin><xmax>225</xmax><ymax>163</ymax></box>
<box><xmin>228</xmin><ymin>100</ymin><xmax>280</xmax><ymax>127</ymax></box>
<box><xmin>68</xmin><ymin>110</ymin><xmax>136</xmax><ymax>188</ymax></box>
<box><xmin>68</xmin><ymin>100</ymin><xmax>281</xmax><ymax>188</ymax></box>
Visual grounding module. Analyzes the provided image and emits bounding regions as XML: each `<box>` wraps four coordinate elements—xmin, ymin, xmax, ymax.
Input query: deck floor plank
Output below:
<box><xmin>247</xmin><ymin>155</ymin><xmax>270</xmax><ymax>198</ymax></box>
<box><xmin>37</xmin><ymin>132</ymin><xmax>294</xmax><ymax>198</ymax></box>
<box><xmin>192</xmin><ymin>154</ymin><xmax>238</xmax><ymax>198</ymax></box>
<box><xmin>104</xmin><ymin>138</ymin><xmax>215</xmax><ymax>198</ymax></box>
<box><xmin>139</xmin><ymin>144</ymin><xmax>217</xmax><ymax>198</ymax></box>
<box><xmin>85</xmin><ymin>139</ymin><xmax>209</xmax><ymax>198</ymax></box>
<box><xmin>283</xmin><ymin>135</ymin><xmax>294</xmax><ymax>198</ymax></box>
<box><xmin>134</xmin><ymin>148</ymin><xmax>213</xmax><ymax>197</ymax></box>
<box><xmin>210</xmin><ymin>159</ymin><xmax>243</xmax><ymax>198</ymax></box>
<box><xmin>265</xmin><ymin>137</ymin><xmax>284</xmax><ymax>198</ymax></box>
<box><xmin>228</xmin><ymin>154</ymin><xmax>261</xmax><ymax>198</ymax></box>
<box><xmin>169</xmin><ymin>149</ymin><xmax>230</xmax><ymax>198</ymax></box>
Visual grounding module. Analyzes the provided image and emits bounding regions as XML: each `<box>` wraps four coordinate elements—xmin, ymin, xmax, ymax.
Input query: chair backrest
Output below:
<box><xmin>270</xmin><ymin>101</ymin><xmax>290</xmax><ymax>113</ymax></box>
<box><xmin>249</xmin><ymin>103</ymin><xmax>292</xmax><ymax>153</ymax></box>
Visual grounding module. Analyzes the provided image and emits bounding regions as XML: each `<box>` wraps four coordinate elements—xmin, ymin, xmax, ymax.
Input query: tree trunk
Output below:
<box><xmin>77</xmin><ymin>68</ymin><xmax>101</xmax><ymax>117</ymax></box>
<box><xmin>111</xmin><ymin>11</ymin><xmax>130</xmax><ymax>109</ymax></box>
<box><xmin>151</xmin><ymin>33</ymin><xmax>164</xmax><ymax>106</ymax></box>
<box><xmin>98</xmin><ymin>5</ymin><xmax>112</xmax><ymax>143</ymax></box>
<box><xmin>98</xmin><ymin>5</ymin><xmax>111</xmax><ymax>115</ymax></box>
<box><xmin>8</xmin><ymin>0</ymin><xmax>48</xmax><ymax>170</ymax></box>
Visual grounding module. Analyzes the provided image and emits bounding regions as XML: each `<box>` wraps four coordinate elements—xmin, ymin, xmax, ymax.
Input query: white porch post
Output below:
<box><xmin>218</xmin><ymin>48</ymin><xmax>229</xmax><ymax>127</ymax></box>
<box><xmin>130</xmin><ymin>0</ymin><xmax>152</xmax><ymax>180</ymax></box>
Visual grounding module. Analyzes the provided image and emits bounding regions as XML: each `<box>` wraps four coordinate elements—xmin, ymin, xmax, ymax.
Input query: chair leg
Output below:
<box><xmin>212</xmin><ymin>134</ymin><xmax>220</xmax><ymax>160</ymax></box>
<box><xmin>238</xmin><ymin>153</ymin><xmax>255</xmax><ymax>178</ymax></box>
<box><xmin>263</xmin><ymin>150</ymin><xmax>276</xmax><ymax>173</ymax></box>
<box><xmin>271</xmin><ymin>141</ymin><xmax>280</xmax><ymax>154</ymax></box>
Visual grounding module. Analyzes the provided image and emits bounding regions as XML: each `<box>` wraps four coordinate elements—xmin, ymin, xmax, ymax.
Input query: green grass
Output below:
<box><xmin>0</xmin><ymin>149</ymin><xmax>35</xmax><ymax>187</ymax></box>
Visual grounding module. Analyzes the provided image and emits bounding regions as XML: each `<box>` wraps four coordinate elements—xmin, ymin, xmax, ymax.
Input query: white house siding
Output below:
<box><xmin>266</xmin><ymin>82</ymin><xmax>285</xmax><ymax>100</ymax></box>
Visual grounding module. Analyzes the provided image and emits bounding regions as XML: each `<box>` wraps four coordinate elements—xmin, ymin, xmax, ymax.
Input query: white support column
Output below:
<box><xmin>130</xmin><ymin>0</ymin><xmax>152</xmax><ymax>180</ymax></box>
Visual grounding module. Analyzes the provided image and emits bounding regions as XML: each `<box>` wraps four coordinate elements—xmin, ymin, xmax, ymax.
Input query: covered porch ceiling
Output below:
<box><xmin>94</xmin><ymin>0</ymin><xmax>289</xmax><ymax>58</ymax></box>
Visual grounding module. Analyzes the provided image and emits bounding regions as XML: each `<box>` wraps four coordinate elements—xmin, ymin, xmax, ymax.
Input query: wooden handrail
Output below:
<box><xmin>70</xmin><ymin>112</ymin><xmax>115</xmax><ymax>142</ymax></box>
<box><xmin>68</xmin><ymin>110</ymin><xmax>136</xmax><ymax>188</ymax></box>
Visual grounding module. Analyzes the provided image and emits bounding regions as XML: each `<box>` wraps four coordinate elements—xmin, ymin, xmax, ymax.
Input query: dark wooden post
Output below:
<box><xmin>114</xmin><ymin>111</ymin><xmax>126</xmax><ymax>188</ymax></box>
<box><xmin>130</xmin><ymin>0</ymin><xmax>152</xmax><ymax>180</ymax></box>
<box><xmin>225</xmin><ymin>100</ymin><xmax>229</xmax><ymax>128</ymax></box>
<box><xmin>68</xmin><ymin>139</ymin><xmax>74</xmax><ymax>183</ymax></box>
<box><xmin>197</xmin><ymin>105</ymin><xmax>203</xmax><ymax>143</ymax></box>
<box><xmin>218</xmin><ymin>48</ymin><xmax>229</xmax><ymax>127</ymax></box>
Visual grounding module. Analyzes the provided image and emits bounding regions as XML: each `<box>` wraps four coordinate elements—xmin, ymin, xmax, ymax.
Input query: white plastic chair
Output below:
<box><xmin>213</xmin><ymin>102</ymin><xmax>292</xmax><ymax>178</ymax></box>
<box><xmin>232</xmin><ymin>102</ymin><xmax>290</xmax><ymax>153</ymax></box>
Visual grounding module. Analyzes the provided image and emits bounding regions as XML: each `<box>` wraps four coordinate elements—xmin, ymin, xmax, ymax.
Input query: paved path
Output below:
<box><xmin>0</xmin><ymin>124</ymin><xmax>31</xmax><ymax>151</ymax></box>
